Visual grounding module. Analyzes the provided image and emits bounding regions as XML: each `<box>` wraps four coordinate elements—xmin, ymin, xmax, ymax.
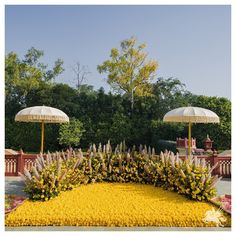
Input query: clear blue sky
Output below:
<box><xmin>5</xmin><ymin>5</ymin><xmax>231</xmax><ymax>99</ymax></box>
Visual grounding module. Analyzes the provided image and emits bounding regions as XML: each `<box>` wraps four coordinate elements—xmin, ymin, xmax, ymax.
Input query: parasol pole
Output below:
<box><xmin>41</xmin><ymin>120</ymin><xmax>45</xmax><ymax>153</ymax></box>
<box><xmin>188</xmin><ymin>121</ymin><xmax>191</xmax><ymax>156</ymax></box>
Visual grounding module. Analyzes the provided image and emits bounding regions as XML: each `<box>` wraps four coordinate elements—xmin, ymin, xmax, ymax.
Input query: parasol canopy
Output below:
<box><xmin>15</xmin><ymin>106</ymin><xmax>69</xmax><ymax>153</ymax></box>
<box><xmin>163</xmin><ymin>106</ymin><xmax>220</xmax><ymax>155</ymax></box>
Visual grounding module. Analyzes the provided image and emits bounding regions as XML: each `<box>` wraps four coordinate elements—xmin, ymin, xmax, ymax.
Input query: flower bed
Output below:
<box><xmin>5</xmin><ymin>183</ymin><xmax>231</xmax><ymax>227</ymax></box>
<box><xmin>210</xmin><ymin>195</ymin><xmax>231</xmax><ymax>214</ymax></box>
<box><xmin>20</xmin><ymin>142</ymin><xmax>222</xmax><ymax>202</ymax></box>
<box><xmin>5</xmin><ymin>195</ymin><xmax>27</xmax><ymax>215</ymax></box>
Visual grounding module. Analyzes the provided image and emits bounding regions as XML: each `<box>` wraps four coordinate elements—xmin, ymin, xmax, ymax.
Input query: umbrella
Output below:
<box><xmin>163</xmin><ymin>106</ymin><xmax>220</xmax><ymax>155</ymax></box>
<box><xmin>15</xmin><ymin>106</ymin><xmax>69</xmax><ymax>153</ymax></box>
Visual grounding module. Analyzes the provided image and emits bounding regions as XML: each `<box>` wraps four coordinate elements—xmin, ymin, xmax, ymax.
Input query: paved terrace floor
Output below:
<box><xmin>5</xmin><ymin>226</ymin><xmax>231</xmax><ymax>231</ymax></box>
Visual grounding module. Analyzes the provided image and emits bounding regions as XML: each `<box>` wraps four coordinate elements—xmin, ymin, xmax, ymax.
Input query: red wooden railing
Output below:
<box><xmin>176</xmin><ymin>137</ymin><xmax>196</xmax><ymax>149</ymax></box>
<box><xmin>179</xmin><ymin>154</ymin><xmax>231</xmax><ymax>178</ymax></box>
<box><xmin>5</xmin><ymin>155</ymin><xmax>19</xmax><ymax>176</ymax></box>
<box><xmin>5</xmin><ymin>151</ymin><xmax>44</xmax><ymax>176</ymax></box>
<box><xmin>5</xmin><ymin>151</ymin><xmax>231</xmax><ymax>178</ymax></box>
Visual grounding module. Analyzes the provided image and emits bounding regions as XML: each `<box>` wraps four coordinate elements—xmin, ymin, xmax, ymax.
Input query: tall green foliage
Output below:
<box><xmin>5</xmin><ymin>47</ymin><xmax>64</xmax><ymax>109</ymax></box>
<box><xmin>110</xmin><ymin>113</ymin><xmax>132</xmax><ymax>144</ymax></box>
<box><xmin>152</xmin><ymin>77</ymin><xmax>191</xmax><ymax>118</ymax></box>
<box><xmin>58</xmin><ymin>118</ymin><xmax>85</xmax><ymax>148</ymax></box>
<box><xmin>5</xmin><ymin>48</ymin><xmax>231</xmax><ymax>152</ymax></box>
<box><xmin>189</xmin><ymin>95</ymin><xmax>231</xmax><ymax>149</ymax></box>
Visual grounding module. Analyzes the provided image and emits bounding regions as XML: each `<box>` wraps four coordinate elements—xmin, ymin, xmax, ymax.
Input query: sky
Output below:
<box><xmin>5</xmin><ymin>5</ymin><xmax>231</xmax><ymax>99</ymax></box>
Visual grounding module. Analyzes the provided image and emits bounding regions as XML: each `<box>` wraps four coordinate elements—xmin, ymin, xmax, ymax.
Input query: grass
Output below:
<box><xmin>5</xmin><ymin>183</ymin><xmax>231</xmax><ymax>227</ymax></box>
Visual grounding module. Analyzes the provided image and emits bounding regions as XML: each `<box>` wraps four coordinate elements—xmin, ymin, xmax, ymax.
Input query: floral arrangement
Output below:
<box><xmin>20</xmin><ymin>150</ymin><xmax>84</xmax><ymax>201</ymax></box>
<box><xmin>210</xmin><ymin>195</ymin><xmax>231</xmax><ymax>214</ymax></box>
<box><xmin>20</xmin><ymin>141</ymin><xmax>221</xmax><ymax>202</ymax></box>
<box><xmin>152</xmin><ymin>152</ymin><xmax>221</xmax><ymax>200</ymax></box>
<box><xmin>5</xmin><ymin>183</ymin><xmax>231</xmax><ymax>227</ymax></box>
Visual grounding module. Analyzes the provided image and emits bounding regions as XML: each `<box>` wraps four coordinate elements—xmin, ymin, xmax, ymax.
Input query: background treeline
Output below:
<box><xmin>5</xmin><ymin>47</ymin><xmax>231</xmax><ymax>153</ymax></box>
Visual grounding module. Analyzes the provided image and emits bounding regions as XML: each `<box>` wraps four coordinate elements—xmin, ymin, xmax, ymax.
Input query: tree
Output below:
<box><xmin>71</xmin><ymin>62</ymin><xmax>91</xmax><ymax>92</ymax></box>
<box><xmin>110</xmin><ymin>112</ymin><xmax>132</xmax><ymax>144</ymax></box>
<box><xmin>188</xmin><ymin>95</ymin><xmax>231</xmax><ymax>149</ymax></box>
<box><xmin>5</xmin><ymin>47</ymin><xmax>64</xmax><ymax>108</ymax></box>
<box><xmin>97</xmin><ymin>37</ymin><xmax>158</xmax><ymax>110</ymax></box>
<box><xmin>78</xmin><ymin>84</ymin><xmax>95</xmax><ymax>94</ymax></box>
<box><xmin>23</xmin><ymin>47</ymin><xmax>64</xmax><ymax>82</ymax></box>
<box><xmin>50</xmin><ymin>83</ymin><xmax>79</xmax><ymax>116</ymax></box>
<box><xmin>5</xmin><ymin>48</ymin><xmax>65</xmax><ymax>152</ymax></box>
<box><xmin>152</xmin><ymin>77</ymin><xmax>191</xmax><ymax>118</ymax></box>
<box><xmin>5</xmin><ymin>48</ymin><xmax>231</xmax><ymax>152</ymax></box>
<box><xmin>58</xmin><ymin>118</ymin><xmax>85</xmax><ymax>148</ymax></box>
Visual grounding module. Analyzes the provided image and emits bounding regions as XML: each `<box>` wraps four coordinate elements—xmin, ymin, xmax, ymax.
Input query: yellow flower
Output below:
<box><xmin>5</xmin><ymin>183</ymin><xmax>231</xmax><ymax>227</ymax></box>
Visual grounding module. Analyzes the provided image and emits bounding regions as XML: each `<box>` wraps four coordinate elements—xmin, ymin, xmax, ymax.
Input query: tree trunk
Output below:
<box><xmin>131</xmin><ymin>88</ymin><xmax>134</xmax><ymax>111</ymax></box>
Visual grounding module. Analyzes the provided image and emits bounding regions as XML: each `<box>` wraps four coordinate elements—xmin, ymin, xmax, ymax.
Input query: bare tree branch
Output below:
<box><xmin>71</xmin><ymin>62</ymin><xmax>91</xmax><ymax>90</ymax></box>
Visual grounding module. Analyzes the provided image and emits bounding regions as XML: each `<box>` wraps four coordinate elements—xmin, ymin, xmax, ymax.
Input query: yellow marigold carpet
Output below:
<box><xmin>5</xmin><ymin>183</ymin><xmax>231</xmax><ymax>227</ymax></box>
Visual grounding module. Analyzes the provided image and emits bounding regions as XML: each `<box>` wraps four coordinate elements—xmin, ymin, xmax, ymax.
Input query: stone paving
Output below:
<box><xmin>5</xmin><ymin>226</ymin><xmax>231</xmax><ymax>231</ymax></box>
<box><xmin>215</xmin><ymin>178</ymin><xmax>231</xmax><ymax>196</ymax></box>
<box><xmin>5</xmin><ymin>177</ymin><xmax>27</xmax><ymax>197</ymax></box>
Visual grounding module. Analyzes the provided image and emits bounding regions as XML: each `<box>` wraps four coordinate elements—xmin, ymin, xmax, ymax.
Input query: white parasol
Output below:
<box><xmin>15</xmin><ymin>105</ymin><xmax>69</xmax><ymax>153</ymax></box>
<box><xmin>163</xmin><ymin>106</ymin><xmax>219</xmax><ymax>155</ymax></box>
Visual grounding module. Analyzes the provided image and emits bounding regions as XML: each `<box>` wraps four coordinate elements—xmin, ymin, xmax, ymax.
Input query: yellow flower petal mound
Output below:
<box><xmin>6</xmin><ymin>183</ymin><xmax>231</xmax><ymax>227</ymax></box>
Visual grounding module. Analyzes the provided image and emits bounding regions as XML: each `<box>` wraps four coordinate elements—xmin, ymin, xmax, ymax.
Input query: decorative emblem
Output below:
<box><xmin>202</xmin><ymin>207</ymin><xmax>226</xmax><ymax>227</ymax></box>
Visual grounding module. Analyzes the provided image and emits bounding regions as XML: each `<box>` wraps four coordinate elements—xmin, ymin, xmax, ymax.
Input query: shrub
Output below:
<box><xmin>153</xmin><ymin>151</ymin><xmax>221</xmax><ymax>200</ymax></box>
<box><xmin>58</xmin><ymin>118</ymin><xmax>85</xmax><ymax>148</ymax></box>
<box><xmin>20</xmin><ymin>141</ymin><xmax>221</xmax><ymax>202</ymax></box>
<box><xmin>21</xmin><ymin>151</ymin><xmax>85</xmax><ymax>201</ymax></box>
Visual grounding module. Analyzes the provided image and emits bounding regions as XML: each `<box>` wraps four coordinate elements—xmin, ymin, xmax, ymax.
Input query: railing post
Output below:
<box><xmin>17</xmin><ymin>149</ymin><xmax>24</xmax><ymax>176</ymax></box>
<box><xmin>212</xmin><ymin>151</ymin><xmax>219</xmax><ymax>176</ymax></box>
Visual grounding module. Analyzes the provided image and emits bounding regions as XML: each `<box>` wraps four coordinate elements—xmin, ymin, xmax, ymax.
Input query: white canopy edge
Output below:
<box><xmin>15</xmin><ymin>114</ymin><xmax>69</xmax><ymax>123</ymax></box>
<box><xmin>163</xmin><ymin>106</ymin><xmax>220</xmax><ymax>123</ymax></box>
<box><xmin>15</xmin><ymin>106</ymin><xmax>69</xmax><ymax>123</ymax></box>
<box><xmin>163</xmin><ymin>115</ymin><xmax>220</xmax><ymax>123</ymax></box>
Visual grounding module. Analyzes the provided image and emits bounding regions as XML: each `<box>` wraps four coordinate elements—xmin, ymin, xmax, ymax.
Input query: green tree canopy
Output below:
<box><xmin>97</xmin><ymin>37</ymin><xmax>158</xmax><ymax>110</ymax></box>
<box><xmin>188</xmin><ymin>95</ymin><xmax>231</xmax><ymax>149</ymax></box>
<box><xmin>5</xmin><ymin>47</ymin><xmax>64</xmax><ymax>109</ymax></box>
<box><xmin>58</xmin><ymin>118</ymin><xmax>85</xmax><ymax>148</ymax></box>
<box><xmin>5</xmin><ymin>48</ymin><xmax>231</xmax><ymax>152</ymax></box>
<box><xmin>152</xmin><ymin>77</ymin><xmax>191</xmax><ymax>118</ymax></box>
